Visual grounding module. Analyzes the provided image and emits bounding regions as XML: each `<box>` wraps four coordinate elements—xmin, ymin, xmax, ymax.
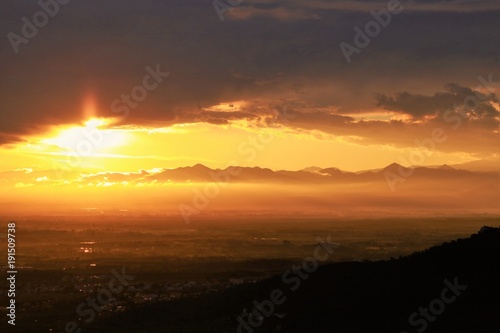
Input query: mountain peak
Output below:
<box><xmin>438</xmin><ymin>164</ymin><xmax>455</xmax><ymax>170</ymax></box>
<box><xmin>383</xmin><ymin>163</ymin><xmax>408</xmax><ymax>172</ymax></box>
<box><xmin>191</xmin><ymin>163</ymin><xmax>210</xmax><ymax>170</ymax></box>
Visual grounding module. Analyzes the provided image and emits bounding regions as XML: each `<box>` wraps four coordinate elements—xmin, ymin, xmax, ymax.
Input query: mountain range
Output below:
<box><xmin>139</xmin><ymin>163</ymin><xmax>499</xmax><ymax>184</ymax></box>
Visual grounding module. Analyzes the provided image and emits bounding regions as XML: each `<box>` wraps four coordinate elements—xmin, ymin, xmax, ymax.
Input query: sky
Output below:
<box><xmin>0</xmin><ymin>0</ymin><xmax>498</xmax><ymax>213</ymax></box>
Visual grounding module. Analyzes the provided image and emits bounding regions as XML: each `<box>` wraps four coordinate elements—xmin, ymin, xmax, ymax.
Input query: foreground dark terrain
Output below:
<box><xmin>89</xmin><ymin>226</ymin><xmax>500</xmax><ymax>333</ymax></box>
<box><xmin>2</xmin><ymin>218</ymin><xmax>499</xmax><ymax>333</ymax></box>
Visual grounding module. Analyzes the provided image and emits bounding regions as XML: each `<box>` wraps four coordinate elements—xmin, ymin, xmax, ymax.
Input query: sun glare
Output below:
<box><xmin>85</xmin><ymin>118</ymin><xmax>107</xmax><ymax>128</ymax></box>
<box><xmin>41</xmin><ymin>118</ymin><xmax>129</xmax><ymax>153</ymax></box>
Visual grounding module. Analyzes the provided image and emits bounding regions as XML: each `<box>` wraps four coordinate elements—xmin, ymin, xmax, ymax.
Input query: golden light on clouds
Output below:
<box><xmin>0</xmin><ymin>101</ymin><xmax>496</xmax><ymax>218</ymax></box>
<box><xmin>0</xmin><ymin>115</ymin><xmax>485</xmax><ymax>179</ymax></box>
<box><xmin>207</xmin><ymin>100</ymin><xmax>248</xmax><ymax>112</ymax></box>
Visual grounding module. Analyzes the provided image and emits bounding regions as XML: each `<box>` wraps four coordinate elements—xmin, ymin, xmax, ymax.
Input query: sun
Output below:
<box><xmin>41</xmin><ymin>117</ymin><xmax>129</xmax><ymax>156</ymax></box>
<box><xmin>85</xmin><ymin>118</ymin><xmax>107</xmax><ymax>128</ymax></box>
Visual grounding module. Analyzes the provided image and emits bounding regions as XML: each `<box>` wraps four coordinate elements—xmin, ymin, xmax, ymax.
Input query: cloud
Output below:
<box><xmin>227</xmin><ymin>0</ymin><xmax>500</xmax><ymax>18</ymax></box>
<box><xmin>375</xmin><ymin>84</ymin><xmax>499</xmax><ymax>119</ymax></box>
<box><xmin>77</xmin><ymin>170</ymin><xmax>151</xmax><ymax>183</ymax></box>
<box><xmin>227</xmin><ymin>4</ymin><xmax>322</xmax><ymax>21</ymax></box>
<box><xmin>0</xmin><ymin>0</ymin><xmax>498</xmax><ymax>157</ymax></box>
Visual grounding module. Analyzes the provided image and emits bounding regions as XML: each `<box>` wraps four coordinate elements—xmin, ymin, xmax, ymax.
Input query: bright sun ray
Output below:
<box><xmin>41</xmin><ymin>117</ymin><xmax>129</xmax><ymax>155</ymax></box>
<box><xmin>83</xmin><ymin>93</ymin><xmax>97</xmax><ymax>119</ymax></box>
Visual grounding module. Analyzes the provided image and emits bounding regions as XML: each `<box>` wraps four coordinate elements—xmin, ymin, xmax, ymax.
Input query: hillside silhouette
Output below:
<box><xmin>94</xmin><ymin>227</ymin><xmax>500</xmax><ymax>333</ymax></box>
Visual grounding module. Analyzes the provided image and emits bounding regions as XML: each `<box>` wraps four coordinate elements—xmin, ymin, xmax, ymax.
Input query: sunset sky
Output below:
<box><xmin>0</xmin><ymin>0</ymin><xmax>498</xmax><ymax>211</ymax></box>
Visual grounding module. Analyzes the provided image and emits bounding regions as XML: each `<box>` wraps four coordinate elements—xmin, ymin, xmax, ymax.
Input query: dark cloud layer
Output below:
<box><xmin>0</xmin><ymin>0</ymin><xmax>498</xmax><ymax>151</ymax></box>
<box><xmin>376</xmin><ymin>84</ymin><xmax>499</xmax><ymax>119</ymax></box>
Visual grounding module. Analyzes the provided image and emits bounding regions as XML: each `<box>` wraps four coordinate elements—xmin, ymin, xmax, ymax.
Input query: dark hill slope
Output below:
<box><xmin>96</xmin><ymin>227</ymin><xmax>500</xmax><ymax>333</ymax></box>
